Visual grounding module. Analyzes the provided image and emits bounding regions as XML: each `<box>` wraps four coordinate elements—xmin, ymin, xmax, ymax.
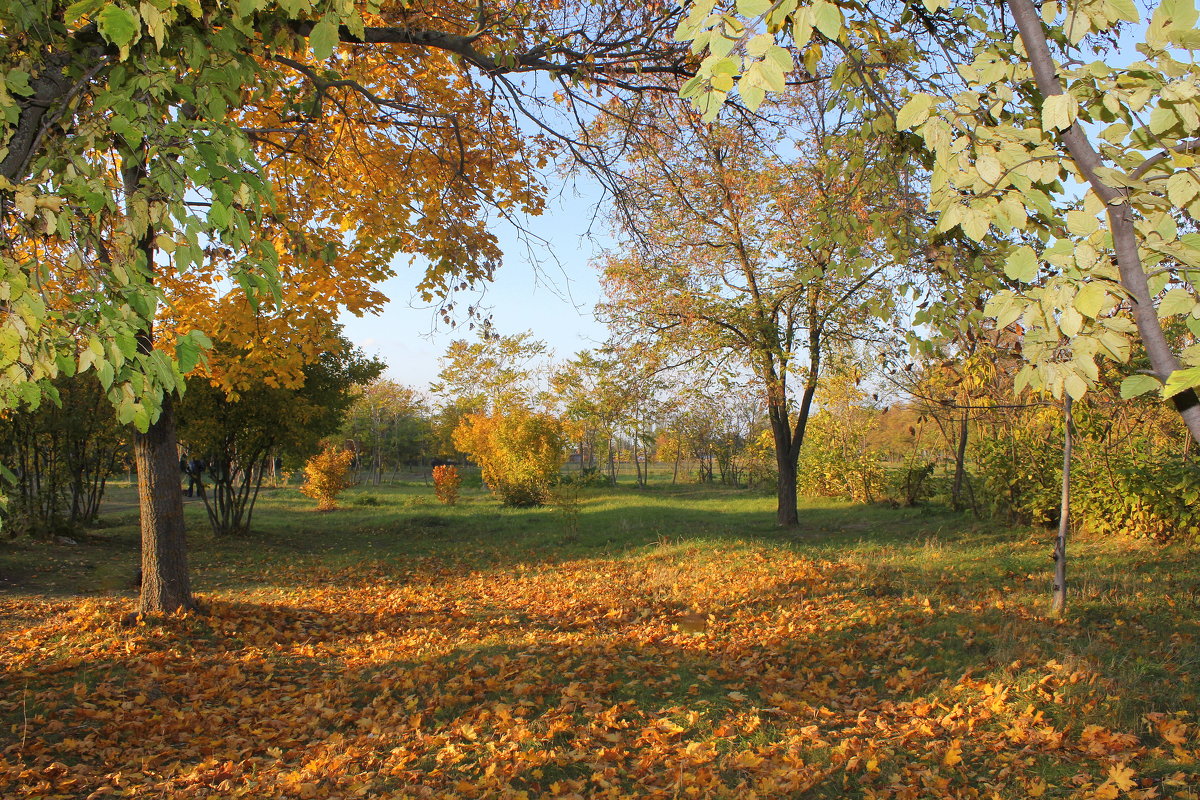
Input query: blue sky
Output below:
<box><xmin>338</xmin><ymin>178</ymin><xmax>612</xmax><ymax>391</ymax></box>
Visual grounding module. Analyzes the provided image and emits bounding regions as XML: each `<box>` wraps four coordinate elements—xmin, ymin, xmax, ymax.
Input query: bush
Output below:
<box><xmin>559</xmin><ymin>466</ymin><xmax>609</xmax><ymax>488</ymax></box>
<box><xmin>890</xmin><ymin>460</ymin><xmax>937</xmax><ymax>507</ymax></box>
<box><xmin>1075</xmin><ymin>451</ymin><xmax>1200</xmax><ymax>541</ymax></box>
<box><xmin>433</xmin><ymin>464</ymin><xmax>462</xmax><ymax>505</ymax></box>
<box><xmin>974</xmin><ymin>422</ymin><xmax>1063</xmax><ymax>525</ymax></box>
<box><xmin>796</xmin><ymin>411</ymin><xmax>885</xmax><ymax>503</ymax></box>
<box><xmin>300</xmin><ymin>446</ymin><xmax>356</xmax><ymax>511</ymax></box>
<box><xmin>453</xmin><ymin>407</ymin><xmax>566</xmax><ymax>507</ymax></box>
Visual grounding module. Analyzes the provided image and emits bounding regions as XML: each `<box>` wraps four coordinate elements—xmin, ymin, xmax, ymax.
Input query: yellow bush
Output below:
<box><xmin>300</xmin><ymin>446</ymin><xmax>356</xmax><ymax>511</ymax></box>
<box><xmin>453</xmin><ymin>407</ymin><xmax>566</xmax><ymax>506</ymax></box>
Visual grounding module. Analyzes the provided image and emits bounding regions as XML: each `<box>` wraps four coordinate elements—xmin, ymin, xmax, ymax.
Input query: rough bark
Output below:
<box><xmin>1008</xmin><ymin>0</ymin><xmax>1200</xmax><ymax>444</ymax></box>
<box><xmin>135</xmin><ymin>393</ymin><xmax>194</xmax><ymax>614</ymax></box>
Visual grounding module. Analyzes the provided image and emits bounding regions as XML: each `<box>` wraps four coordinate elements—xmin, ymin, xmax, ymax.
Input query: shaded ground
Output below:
<box><xmin>1</xmin><ymin>483</ymin><xmax>1198</xmax><ymax>798</ymax></box>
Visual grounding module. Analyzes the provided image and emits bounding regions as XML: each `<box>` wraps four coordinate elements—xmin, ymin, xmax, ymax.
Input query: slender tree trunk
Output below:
<box><xmin>1051</xmin><ymin>394</ymin><xmax>1072</xmax><ymax>616</ymax></box>
<box><xmin>136</xmin><ymin>393</ymin><xmax>194</xmax><ymax>614</ymax></box>
<box><xmin>951</xmin><ymin>411</ymin><xmax>969</xmax><ymax>510</ymax></box>
<box><xmin>1008</xmin><ymin>0</ymin><xmax>1200</xmax><ymax>444</ymax></box>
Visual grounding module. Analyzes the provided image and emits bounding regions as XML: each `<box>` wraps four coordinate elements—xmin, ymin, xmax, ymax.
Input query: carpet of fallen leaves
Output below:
<box><xmin>2</xmin><ymin>542</ymin><xmax>1198</xmax><ymax>799</ymax></box>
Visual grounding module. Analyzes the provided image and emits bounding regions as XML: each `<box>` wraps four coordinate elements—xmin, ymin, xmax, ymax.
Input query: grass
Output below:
<box><xmin>1</xmin><ymin>477</ymin><xmax>1198</xmax><ymax>798</ymax></box>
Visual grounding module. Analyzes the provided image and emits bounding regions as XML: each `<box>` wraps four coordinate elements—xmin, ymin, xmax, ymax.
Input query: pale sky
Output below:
<box><xmin>337</xmin><ymin>179</ymin><xmax>613</xmax><ymax>393</ymax></box>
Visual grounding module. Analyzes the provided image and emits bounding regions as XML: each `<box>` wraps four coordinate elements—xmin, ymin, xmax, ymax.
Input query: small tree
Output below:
<box><xmin>432</xmin><ymin>465</ymin><xmax>461</xmax><ymax>505</ymax></box>
<box><xmin>453</xmin><ymin>407</ymin><xmax>566</xmax><ymax>507</ymax></box>
<box><xmin>300</xmin><ymin>446</ymin><xmax>356</xmax><ymax>511</ymax></box>
<box><xmin>177</xmin><ymin>335</ymin><xmax>383</xmax><ymax>535</ymax></box>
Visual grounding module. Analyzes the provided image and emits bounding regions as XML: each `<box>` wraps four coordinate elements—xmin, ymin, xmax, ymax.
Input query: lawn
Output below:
<box><xmin>1</xmin><ymin>480</ymin><xmax>1198</xmax><ymax>799</ymax></box>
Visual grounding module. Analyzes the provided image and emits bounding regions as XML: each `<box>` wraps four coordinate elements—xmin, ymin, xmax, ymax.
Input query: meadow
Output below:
<box><xmin>1</xmin><ymin>477</ymin><xmax>1198</xmax><ymax>799</ymax></box>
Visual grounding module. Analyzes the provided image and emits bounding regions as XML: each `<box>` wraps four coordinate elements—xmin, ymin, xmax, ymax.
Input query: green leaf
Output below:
<box><xmin>65</xmin><ymin>0</ymin><xmax>105</xmax><ymax>23</ymax></box>
<box><xmin>1159</xmin><ymin>287</ymin><xmax>1197</xmax><ymax>317</ymax></box>
<box><xmin>1163</xmin><ymin>365</ymin><xmax>1200</xmax><ymax>398</ymax></box>
<box><xmin>1004</xmin><ymin>245</ymin><xmax>1039</xmax><ymax>282</ymax></box>
<box><xmin>310</xmin><ymin>15</ymin><xmax>340</xmax><ymax>61</ymax></box>
<box><xmin>1066</xmin><ymin>209</ymin><xmax>1098</xmax><ymax>237</ymax></box>
<box><xmin>813</xmin><ymin>0</ymin><xmax>842</xmax><ymax>38</ymax></box>
<box><xmin>96</xmin><ymin>5</ymin><xmax>140</xmax><ymax>50</ymax></box>
<box><xmin>736</xmin><ymin>0</ymin><xmax>773</xmax><ymax>16</ymax></box>
<box><xmin>1120</xmin><ymin>373</ymin><xmax>1160</xmax><ymax>398</ymax></box>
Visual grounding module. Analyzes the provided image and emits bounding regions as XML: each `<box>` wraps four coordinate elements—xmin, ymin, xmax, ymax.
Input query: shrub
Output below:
<box><xmin>453</xmin><ymin>407</ymin><xmax>566</xmax><ymax>506</ymax></box>
<box><xmin>433</xmin><ymin>464</ymin><xmax>462</xmax><ymax>505</ymax></box>
<box><xmin>1075</xmin><ymin>450</ymin><xmax>1200</xmax><ymax>541</ymax></box>
<box><xmin>796</xmin><ymin>410</ymin><xmax>886</xmax><ymax>503</ymax></box>
<box><xmin>300</xmin><ymin>446</ymin><xmax>356</xmax><ymax>511</ymax></box>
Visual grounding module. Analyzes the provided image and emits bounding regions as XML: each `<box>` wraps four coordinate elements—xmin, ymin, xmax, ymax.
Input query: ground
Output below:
<box><xmin>1</xmin><ymin>480</ymin><xmax>1198</xmax><ymax>799</ymax></box>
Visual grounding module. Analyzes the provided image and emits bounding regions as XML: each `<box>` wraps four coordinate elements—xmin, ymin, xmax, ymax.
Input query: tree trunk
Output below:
<box><xmin>951</xmin><ymin>411</ymin><xmax>969</xmax><ymax>510</ymax></box>
<box><xmin>775</xmin><ymin>452</ymin><xmax>799</xmax><ymax>526</ymax></box>
<box><xmin>1008</xmin><ymin>0</ymin><xmax>1200</xmax><ymax>445</ymax></box>
<box><xmin>136</xmin><ymin>393</ymin><xmax>194</xmax><ymax>614</ymax></box>
<box><xmin>1051</xmin><ymin>394</ymin><xmax>1072</xmax><ymax>616</ymax></box>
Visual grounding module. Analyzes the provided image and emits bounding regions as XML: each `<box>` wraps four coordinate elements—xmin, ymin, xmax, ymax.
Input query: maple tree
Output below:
<box><xmin>598</xmin><ymin>88</ymin><xmax>911</xmax><ymax>525</ymax></box>
<box><xmin>674</xmin><ymin>0</ymin><xmax>1200</xmax><ymax>445</ymax></box>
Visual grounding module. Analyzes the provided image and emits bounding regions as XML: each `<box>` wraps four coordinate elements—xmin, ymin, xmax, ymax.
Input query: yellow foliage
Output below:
<box><xmin>300</xmin><ymin>446</ymin><xmax>356</xmax><ymax>511</ymax></box>
<box><xmin>453</xmin><ymin>406</ymin><xmax>566</xmax><ymax>506</ymax></box>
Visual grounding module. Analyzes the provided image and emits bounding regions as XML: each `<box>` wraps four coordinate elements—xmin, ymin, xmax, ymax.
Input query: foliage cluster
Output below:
<box><xmin>432</xmin><ymin>465</ymin><xmax>461</xmax><ymax>506</ymax></box>
<box><xmin>452</xmin><ymin>406</ymin><xmax>566</xmax><ymax>507</ymax></box>
<box><xmin>300</xmin><ymin>446</ymin><xmax>356</xmax><ymax>512</ymax></box>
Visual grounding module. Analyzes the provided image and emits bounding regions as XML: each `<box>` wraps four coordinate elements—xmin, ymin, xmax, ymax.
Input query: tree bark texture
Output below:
<box><xmin>136</xmin><ymin>393</ymin><xmax>194</xmax><ymax>614</ymax></box>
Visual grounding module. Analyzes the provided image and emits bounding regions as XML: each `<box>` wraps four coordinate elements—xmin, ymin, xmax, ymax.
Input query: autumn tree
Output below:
<box><xmin>1</xmin><ymin>0</ymin><xmax>691</xmax><ymax>613</ymax></box>
<box><xmin>432</xmin><ymin>330</ymin><xmax>551</xmax><ymax>413</ymax></box>
<box><xmin>598</xmin><ymin>89</ymin><xmax>911</xmax><ymax>525</ymax></box>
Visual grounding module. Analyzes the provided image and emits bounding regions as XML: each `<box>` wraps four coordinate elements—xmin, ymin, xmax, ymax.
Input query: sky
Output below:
<box><xmin>337</xmin><ymin>179</ymin><xmax>614</xmax><ymax>392</ymax></box>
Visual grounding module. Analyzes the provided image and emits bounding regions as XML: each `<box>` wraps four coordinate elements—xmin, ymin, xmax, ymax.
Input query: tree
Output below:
<box><xmin>2</xmin><ymin>0</ymin><xmax>690</xmax><ymax>612</ymax></box>
<box><xmin>598</xmin><ymin>89</ymin><xmax>910</xmax><ymax>525</ymax></box>
<box><xmin>675</xmin><ymin>0</ymin><xmax>1200</xmax><ymax>444</ymax></box>
<box><xmin>0</xmin><ymin>376</ymin><xmax>126</xmax><ymax>537</ymax></box>
<box><xmin>432</xmin><ymin>330</ymin><xmax>551</xmax><ymax>413</ymax></box>
<box><xmin>176</xmin><ymin>335</ymin><xmax>383</xmax><ymax>536</ymax></box>
<box><xmin>342</xmin><ymin>381</ymin><xmax>429</xmax><ymax>483</ymax></box>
